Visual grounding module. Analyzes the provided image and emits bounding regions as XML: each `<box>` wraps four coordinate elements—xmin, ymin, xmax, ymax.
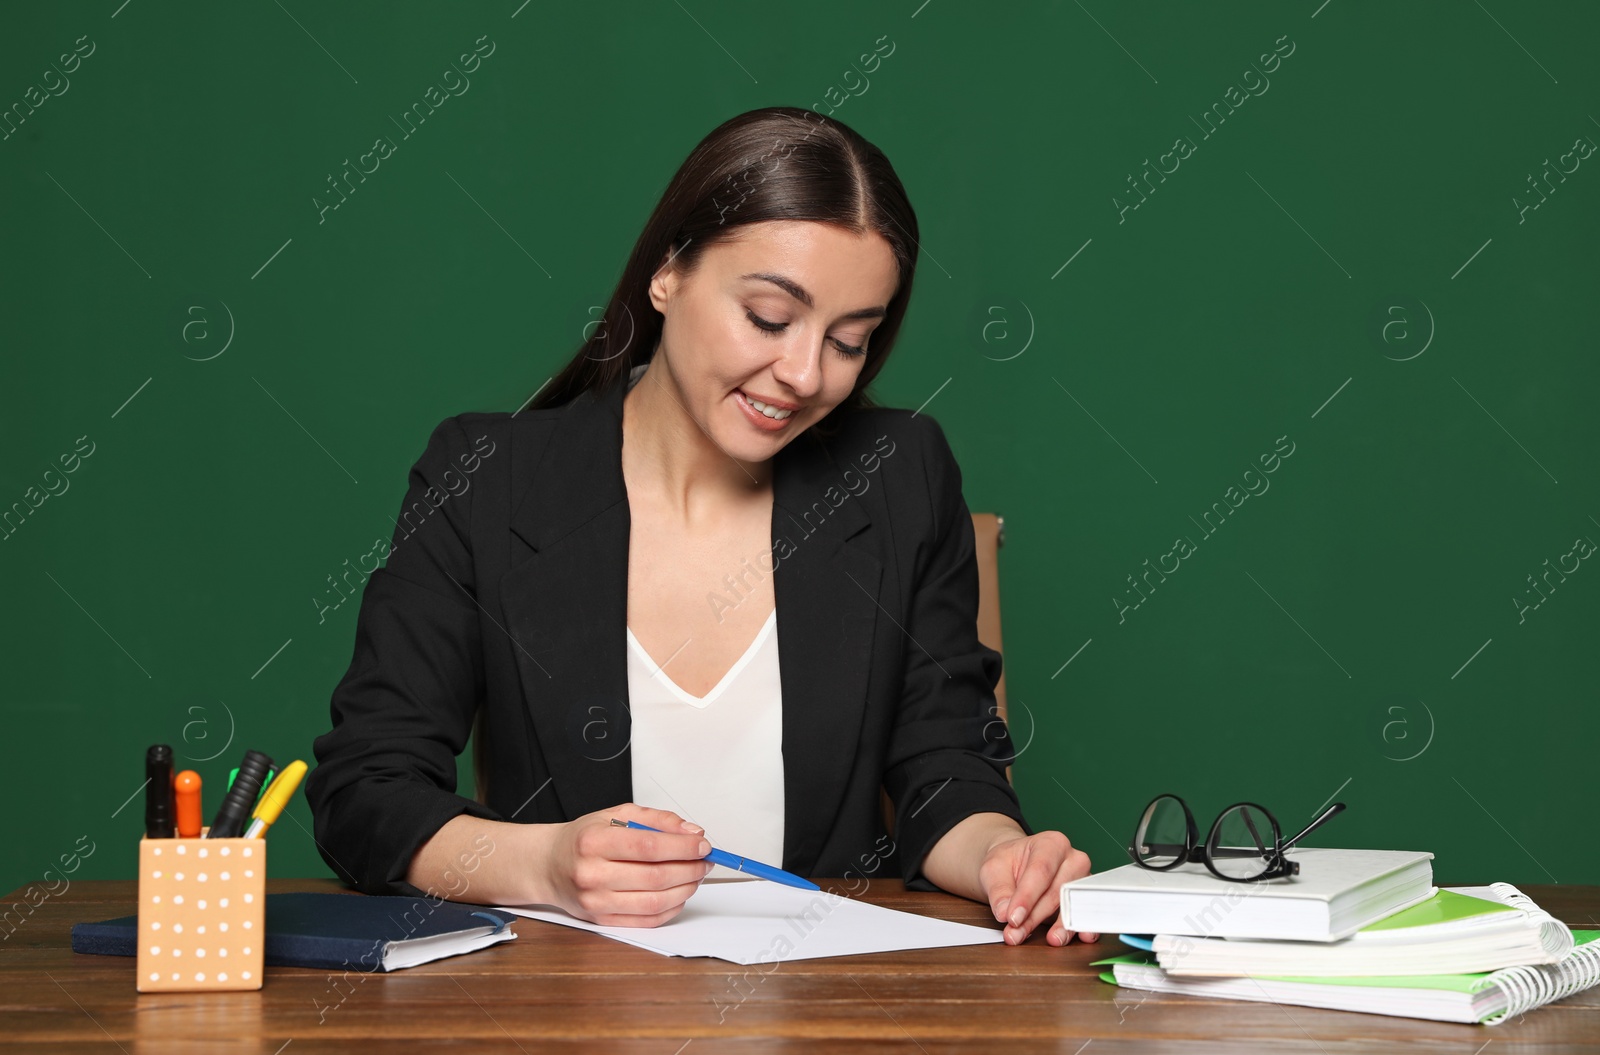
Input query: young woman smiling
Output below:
<box><xmin>306</xmin><ymin>106</ymin><xmax>1096</xmax><ymax>948</ymax></box>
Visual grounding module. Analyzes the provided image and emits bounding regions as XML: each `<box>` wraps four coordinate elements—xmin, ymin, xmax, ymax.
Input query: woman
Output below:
<box><xmin>306</xmin><ymin>106</ymin><xmax>1096</xmax><ymax>947</ymax></box>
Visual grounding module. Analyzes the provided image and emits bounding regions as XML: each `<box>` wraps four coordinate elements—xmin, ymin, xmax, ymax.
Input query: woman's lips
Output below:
<box><xmin>734</xmin><ymin>389</ymin><xmax>795</xmax><ymax>431</ymax></box>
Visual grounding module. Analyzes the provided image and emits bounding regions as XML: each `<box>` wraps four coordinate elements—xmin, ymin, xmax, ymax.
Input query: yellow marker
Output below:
<box><xmin>244</xmin><ymin>759</ymin><xmax>307</xmax><ymax>839</ymax></box>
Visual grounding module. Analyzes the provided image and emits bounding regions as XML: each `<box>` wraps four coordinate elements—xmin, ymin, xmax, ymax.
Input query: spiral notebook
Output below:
<box><xmin>1097</xmin><ymin>884</ymin><xmax>1600</xmax><ymax>1026</ymax></box>
<box><xmin>1146</xmin><ymin>885</ymin><xmax>1574</xmax><ymax>976</ymax></box>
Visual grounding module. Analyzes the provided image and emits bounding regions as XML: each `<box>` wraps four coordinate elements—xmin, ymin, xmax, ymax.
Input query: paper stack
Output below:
<box><xmin>1095</xmin><ymin>883</ymin><xmax>1600</xmax><ymax>1026</ymax></box>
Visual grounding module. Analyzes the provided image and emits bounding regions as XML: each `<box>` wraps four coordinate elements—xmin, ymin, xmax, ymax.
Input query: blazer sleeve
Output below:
<box><xmin>305</xmin><ymin>414</ymin><xmax>505</xmax><ymax>897</ymax></box>
<box><xmin>882</xmin><ymin>414</ymin><xmax>1034</xmax><ymax>892</ymax></box>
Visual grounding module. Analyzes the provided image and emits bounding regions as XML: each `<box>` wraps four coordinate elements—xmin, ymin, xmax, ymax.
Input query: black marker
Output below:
<box><xmin>145</xmin><ymin>744</ymin><xmax>175</xmax><ymax>838</ymax></box>
<box><xmin>207</xmin><ymin>749</ymin><xmax>274</xmax><ymax>838</ymax></box>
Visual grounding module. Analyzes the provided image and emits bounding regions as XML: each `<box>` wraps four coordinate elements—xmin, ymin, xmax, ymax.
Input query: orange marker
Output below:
<box><xmin>174</xmin><ymin>770</ymin><xmax>203</xmax><ymax>838</ymax></box>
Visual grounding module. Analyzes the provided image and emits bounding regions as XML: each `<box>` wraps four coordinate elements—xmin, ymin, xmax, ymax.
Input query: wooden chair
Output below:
<box><xmin>879</xmin><ymin>511</ymin><xmax>1010</xmax><ymax>838</ymax></box>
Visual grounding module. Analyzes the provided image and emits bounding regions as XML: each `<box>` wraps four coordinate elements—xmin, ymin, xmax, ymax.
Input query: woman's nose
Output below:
<box><xmin>771</xmin><ymin>341</ymin><xmax>824</xmax><ymax>400</ymax></box>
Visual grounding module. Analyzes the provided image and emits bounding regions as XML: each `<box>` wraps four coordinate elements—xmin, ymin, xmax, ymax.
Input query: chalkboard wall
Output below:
<box><xmin>3</xmin><ymin>1</ymin><xmax>1595</xmax><ymax>905</ymax></box>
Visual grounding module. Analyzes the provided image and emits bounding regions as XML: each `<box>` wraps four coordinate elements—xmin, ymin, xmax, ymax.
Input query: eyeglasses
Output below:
<box><xmin>1127</xmin><ymin>794</ymin><xmax>1346</xmax><ymax>882</ymax></box>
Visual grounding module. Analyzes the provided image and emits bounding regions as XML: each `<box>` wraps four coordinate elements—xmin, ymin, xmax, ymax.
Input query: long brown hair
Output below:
<box><xmin>523</xmin><ymin>106</ymin><xmax>920</xmax><ymax>438</ymax></box>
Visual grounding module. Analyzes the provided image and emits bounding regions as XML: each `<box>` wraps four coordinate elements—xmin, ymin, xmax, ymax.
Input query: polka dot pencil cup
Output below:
<box><xmin>136</xmin><ymin>832</ymin><xmax>266</xmax><ymax>992</ymax></box>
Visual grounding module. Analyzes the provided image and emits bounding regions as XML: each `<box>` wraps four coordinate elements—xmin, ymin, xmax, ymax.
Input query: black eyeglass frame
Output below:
<box><xmin>1126</xmin><ymin>794</ymin><xmax>1346</xmax><ymax>882</ymax></box>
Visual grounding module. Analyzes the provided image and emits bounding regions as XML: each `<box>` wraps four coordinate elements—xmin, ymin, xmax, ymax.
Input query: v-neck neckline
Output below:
<box><xmin>627</xmin><ymin>608</ymin><xmax>777</xmax><ymax>708</ymax></box>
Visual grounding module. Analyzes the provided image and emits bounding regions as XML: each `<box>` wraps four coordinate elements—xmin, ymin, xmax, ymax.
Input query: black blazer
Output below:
<box><xmin>305</xmin><ymin>371</ymin><xmax>1031</xmax><ymax>898</ymax></box>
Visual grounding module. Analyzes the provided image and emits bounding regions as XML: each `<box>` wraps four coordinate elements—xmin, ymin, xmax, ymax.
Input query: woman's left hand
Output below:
<box><xmin>978</xmin><ymin>830</ymin><xmax>1097</xmax><ymax>946</ymax></box>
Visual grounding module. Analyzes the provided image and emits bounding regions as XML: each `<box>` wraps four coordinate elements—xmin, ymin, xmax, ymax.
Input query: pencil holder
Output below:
<box><xmin>135</xmin><ymin>831</ymin><xmax>266</xmax><ymax>992</ymax></box>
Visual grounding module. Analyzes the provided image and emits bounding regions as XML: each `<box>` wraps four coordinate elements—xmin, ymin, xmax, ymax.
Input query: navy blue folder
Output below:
<box><xmin>71</xmin><ymin>892</ymin><xmax>516</xmax><ymax>972</ymax></box>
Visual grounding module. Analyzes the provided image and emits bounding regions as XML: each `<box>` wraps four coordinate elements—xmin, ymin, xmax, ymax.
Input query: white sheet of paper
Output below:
<box><xmin>495</xmin><ymin>878</ymin><xmax>1004</xmax><ymax>964</ymax></box>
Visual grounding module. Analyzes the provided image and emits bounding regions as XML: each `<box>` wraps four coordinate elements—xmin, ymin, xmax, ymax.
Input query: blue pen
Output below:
<box><xmin>610</xmin><ymin>819</ymin><xmax>820</xmax><ymax>891</ymax></box>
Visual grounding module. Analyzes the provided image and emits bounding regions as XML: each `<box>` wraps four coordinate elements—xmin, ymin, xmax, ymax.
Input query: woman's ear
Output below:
<box><xmin>648</xmin><ymin>251</ymin><xmax>678</xmax><ymax>315</ymax></box>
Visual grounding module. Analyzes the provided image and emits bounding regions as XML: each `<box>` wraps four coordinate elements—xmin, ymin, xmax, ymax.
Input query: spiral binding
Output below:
<box><xmin>1481</xmin><ymin>882</ymin><xmax>1600</xmax><ymax>1026</ymax></box>
<box><xmin>1488</xmin><ymin>881</ymin><xmax>1576</xmax><ymax>957</ymax></box>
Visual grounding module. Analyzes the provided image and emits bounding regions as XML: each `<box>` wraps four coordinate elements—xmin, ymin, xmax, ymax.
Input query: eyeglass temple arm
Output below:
<box><xmin>1280</xmin><ymin>801</ymin><xmax>1346</xmax><ymax>852</ymax></box>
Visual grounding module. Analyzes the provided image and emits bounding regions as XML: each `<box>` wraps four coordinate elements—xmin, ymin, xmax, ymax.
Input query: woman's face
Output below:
<box><xmin>646</xmin><ymin>219</ymin><xmax>899</xmax><ymax>461</ymax></box>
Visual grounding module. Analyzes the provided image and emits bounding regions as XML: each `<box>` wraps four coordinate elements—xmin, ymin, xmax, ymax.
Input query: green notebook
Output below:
<box><xmin>1144</xmin><ymin>886</ymin><xmax>1574</xmax><ymax>977</ymax></box>
<box><xmin>1365</xmin><ymin>886</ymin><xmax>1519</xmax><ymax>930</ymax></box>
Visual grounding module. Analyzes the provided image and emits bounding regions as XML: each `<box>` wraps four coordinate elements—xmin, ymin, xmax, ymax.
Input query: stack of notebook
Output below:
<box><xmin>1062</xmin><ymin>853</ymin><xmax>1600</xmax><ymax>1025</ymax></box>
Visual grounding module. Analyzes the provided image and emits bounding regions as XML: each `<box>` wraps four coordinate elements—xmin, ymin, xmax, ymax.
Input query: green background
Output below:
<box><xmin>3</xmin><ymin>1</ymin><xmax>1595</xmax><ymax>902</ymax></box>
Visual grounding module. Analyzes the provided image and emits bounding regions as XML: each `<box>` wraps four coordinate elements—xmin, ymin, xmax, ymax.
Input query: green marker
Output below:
<box><xmin>227</xmin><ymin>765</ymin><xmax>276</xmax><ymax>808</ymax></box>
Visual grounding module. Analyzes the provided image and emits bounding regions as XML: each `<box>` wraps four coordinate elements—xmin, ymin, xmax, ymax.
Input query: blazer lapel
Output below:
<box><xmin>768</xmin><ymin>419</ymin><xmax>881</xmax><ymax>872</ymax></box>
<box><xmin>499</xmin><ymin>374</ymin><xmax>881</xmax><ymax>874</ymax></box>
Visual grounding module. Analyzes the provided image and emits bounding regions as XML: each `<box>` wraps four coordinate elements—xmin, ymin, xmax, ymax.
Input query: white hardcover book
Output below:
<box><xmin>1060</xmin><ymin>848</ymin><xmax>1435</xmax><ymax>941</ymax></box>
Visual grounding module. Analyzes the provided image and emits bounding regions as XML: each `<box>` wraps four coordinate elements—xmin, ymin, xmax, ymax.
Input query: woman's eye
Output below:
<box><xmin>746</xmin><ymin>309</ymin><xmax>786</xmax><ymax>335</ymax></box>
<box><xmin>746</xmin><ymin>309</ymin><xmax>867</xmax><ymax>359</ymax></box>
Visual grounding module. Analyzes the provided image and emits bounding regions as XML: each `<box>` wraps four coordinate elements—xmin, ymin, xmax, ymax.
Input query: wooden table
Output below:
<box><xmin>6</xmin><ymin>878</ymin><xmax>1598</xmax><ymax>1053</ymax></box>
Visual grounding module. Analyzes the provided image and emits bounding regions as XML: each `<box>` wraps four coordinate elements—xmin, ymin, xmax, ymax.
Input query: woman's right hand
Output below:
<box><xmin>538</xmin><ymin>803</ymin><xmax>715</xmax><ymax>928</ymax></box>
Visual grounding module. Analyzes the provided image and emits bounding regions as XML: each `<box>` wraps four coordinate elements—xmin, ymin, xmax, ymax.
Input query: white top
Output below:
<box><xmin>626</xmin><ymin>609</ymin><xmax>786</xmax><ymax>879</ymax></box>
